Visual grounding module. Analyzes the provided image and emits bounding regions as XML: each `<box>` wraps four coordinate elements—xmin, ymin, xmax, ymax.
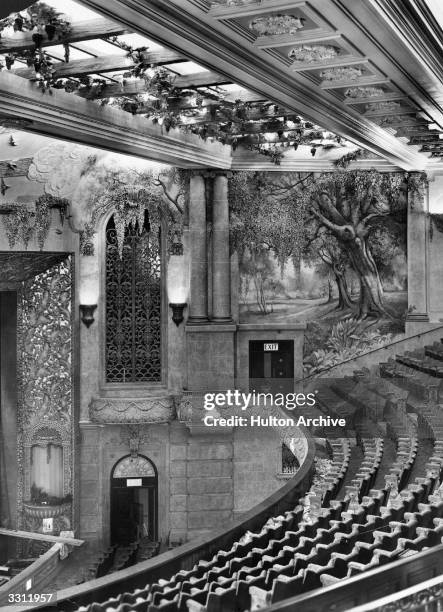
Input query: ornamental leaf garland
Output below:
<box><xmin>1</xmin><ymin>194</ymin><xmax>69</xmax><ymax>249</ymax></box>
<box><xmin>3</xmin><ymin>206</ymin><xmax>34</xmax><ymax>248</ymax></box>
<box><xmin>0</xmin><ymin>10</ymin><xmax>347</xmax><ymax>164</ymax></box>
<box><xmin>0</xmin><ymin>3</ymin><xmax>72</xmax><ymax>92</ymax></box>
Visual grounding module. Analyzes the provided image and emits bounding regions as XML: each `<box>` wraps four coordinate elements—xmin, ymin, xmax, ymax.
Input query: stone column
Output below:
<box><xmin>188</xmin><ymin>173</ymin><xmax>208</xmax><ymax>323</ymax></box>
<box><xmin>428</xmin><ymin>174</ymin><xmax>443</xmax><ymax>321</ymax></box>
<box><xmin>212</xmin><ymin>172</ymin><xmax>232</xmax><ymax>321</ymax></box>
<box><xmin>406</xmin><ymin>172</ymin><xmax>429</xmax><ymax>330</ymax></box>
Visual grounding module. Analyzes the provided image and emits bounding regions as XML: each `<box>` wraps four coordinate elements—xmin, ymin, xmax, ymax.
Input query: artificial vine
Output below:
<box><xmin>1</xmin><ymin>8</ymin><xmax>346</xmax><ymax>164</ymax></box>
<box><xmin>0</xmin><ymin>3</ymin><xmax>72</xmax><ymax>92</ymax></box>
<box><xmin>1</xmin><ymin>194</ymin><xmax>69</xmax><ymax>249</ymax></box>
<box><xmin>333</xmin><ymin>148</ymin><xmax>364</xmax><ymax>168</ymax></box>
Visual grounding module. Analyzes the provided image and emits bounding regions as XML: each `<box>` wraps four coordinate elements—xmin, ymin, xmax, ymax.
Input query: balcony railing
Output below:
<box><xmin>348</xmin><ymin>573</ymin><xmax>443</xmax><ymax>612</ymax></box>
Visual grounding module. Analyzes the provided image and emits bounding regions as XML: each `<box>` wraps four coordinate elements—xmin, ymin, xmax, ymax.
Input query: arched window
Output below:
<box><xmin>105</xmin><ymin>212</ymin><xmax>161</xmax><ymax>383</ymax></box>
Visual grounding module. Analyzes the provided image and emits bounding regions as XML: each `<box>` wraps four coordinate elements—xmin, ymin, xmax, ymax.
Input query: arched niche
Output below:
<box><xmin>23</xmin><ymin>423</ymin><xmax>71</xmax><ymax>504</ymax></box>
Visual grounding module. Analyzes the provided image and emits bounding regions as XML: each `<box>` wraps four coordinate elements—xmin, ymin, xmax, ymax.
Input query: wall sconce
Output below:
<box><xmin>167</xmin><ymin>253</ymin><xmax>189</xmax><ymax>327</ymax></box>
<box><xmin>80</xmin><ymin>304</ymin><xmax>97</xmax><ymax>328</ymax></box>
<box><xmin>169</xmin><ymin>303</ymin><xmax>187</xmax><ymax>326</ymax></box>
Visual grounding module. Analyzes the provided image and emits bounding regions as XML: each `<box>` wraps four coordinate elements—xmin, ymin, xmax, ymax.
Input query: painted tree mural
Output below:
<box><xmin>230</xmin><ymin>169</ymin><xmax>411</xmax><ymax>319</ymax></box>
<box><xmin>229</xmin><ymin>169</ymin><xmax>418</xmax><ymax>373</ymax></box>
<box><xmin>302</xmin><ymin>170</ymin><xmax>405</xmax><ymax>319</ymax></box>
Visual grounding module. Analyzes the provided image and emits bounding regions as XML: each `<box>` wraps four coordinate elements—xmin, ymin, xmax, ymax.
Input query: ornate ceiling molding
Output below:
<box><xmin>75</xmin><ymin>0</ymin><xmax>429</xmax><ymax>170</ymax></box>
<box><xmin>0</xmin><ymin>72</ymin><xmax>232</xmax><ymax>169</ymax></box>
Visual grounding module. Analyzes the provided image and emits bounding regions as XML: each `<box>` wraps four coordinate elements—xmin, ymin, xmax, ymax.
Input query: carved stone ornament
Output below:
<box><xmin>366</xmin><ymin>101</ymin><xmax>401</xmax><ymax>112</ymax></box>
<box><xmin>320</xmin><ymin>66</ymin><xmax>363</xmax><ymax>81</ymax></box>
<box><xmin>79</xmin><ymin>222</ymin><xmax>95</xmax><ymax>256</ymax></box>
<box><xmin>89</xmin><ymin>396</ymin><xmax>176</xmax><ymax>423</ymax></box>
<box><xmin>375</xmin><ymin>114</ymin><xmax>416</xmax><ymax>126</ymax></box>
<box><xmin>176</xmin><ymin>392</ymin><xmax>211</xmax><ymax>423</ymax></box>
<box><xmin>210</xmin><ymin>0</ymin><xmax>259</xmax><ymax>5</ymax></box>
<box><xmin>288</xmin><ymin>44</ymin><xmax>340</xmax><ymax>63</ymax></box>
<box><xmin>248</xmin><ymin>14</ymin><xmax>305</xmax><ymax>36</ymax></box>
<box><xmin>16</xmin><ymin>259</ymin><xmax>74</xmax><ymax>541</ymax></box>
<box><xmin>345</xmin><ymin>86</ymin><xmax>385</xmax><ymax>99</ymax></box>
<box><xmin>112</xmin><ymin>455</ymin><xmax>156</xmax><ymax>478</ymax></box>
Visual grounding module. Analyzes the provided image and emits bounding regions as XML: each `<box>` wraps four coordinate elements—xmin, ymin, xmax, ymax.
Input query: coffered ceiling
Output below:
<box><xmin>75</xmin><ymin>0</ymin><xmax>443</xmax><ymax>170</ymax></box>
<box><xmin>0</xmin><ymin>0</ymin><xmax>442</xmax><ymax>171</ymax></box>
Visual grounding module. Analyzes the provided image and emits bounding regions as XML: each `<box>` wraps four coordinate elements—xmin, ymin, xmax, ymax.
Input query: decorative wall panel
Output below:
<box><xmin>16</xmin><ymin>257</ymin><xmax>74</xmax><ymax>545</ymax></box>
<box><xmin>89</xmin><ymin>396</ymin><xmax>175</xmax><ymax>424</ymax></box>
<box><xmin>112</xmin><ymin>455</ymin><xmax>156</xmax><ymax>478</ymax></box>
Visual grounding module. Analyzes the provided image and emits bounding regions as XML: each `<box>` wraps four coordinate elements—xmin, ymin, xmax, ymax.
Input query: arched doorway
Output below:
<box><xmin>110</xmin><ymin>454</ymin><xmax>158</xmax><ymax>545</ymax></box>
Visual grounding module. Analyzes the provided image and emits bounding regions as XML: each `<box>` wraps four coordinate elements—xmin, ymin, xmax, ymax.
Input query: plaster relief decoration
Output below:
<box><xmin>375</xmin><ymin>115</ymin><xmax>418</xmax><ymax>127</ymax></box>
<box><xmin>120</xmin><ymin>425</ymin><xmax>153</xmax><ymax>449</ymax></box>
<box><xmin>320</xmin><ymin>66</ymin><xmax>363</xmax><ymax>81</ymax></box>
<box><xmin>177</xmin><ymin>392</ymin><xmax>212</xmax><ymax>424</ymax></box>
<box><xmin>248</xmin><ymin>14</ymin><xmax>305</xmax><ymax>36</ymax></box>
<box><xmin>16</xmin><ymin>258</ymin><xmax>73</xmax><ymax>547</ymax></box>
<box><xmin>0</xmin><ymin>253</ymin><xmax>67</xmax><ymax>286</ymax></box>
<box><xmin>28</xmin><ymin>143</ymin><xmax>90</xmax><ymax>199</ymax></box>
<box><xmin>113</xmin><ymin>455</ymin><xmax>155</xmax><ymax>478</ymax></box>
<box><xmin>366</xmin><ymin>101</ymin><xmax>402</xmax><ymax>113</ymax></box>
<box><xmin>89</xmin><ymin>396</ymin><xmax>175</xmax><ymax>424</ymax></box>
<box><xmin>210</xmin><ymin>0</ymin><xmax>259</xmax><ymax>5</ymax></box>
<box><xmin>344</xmin><ymin>87</ymin><xmax>386</xmax><ymax>99</ymax></box>
<box><xmin>288</xmin><ymin>44</ymin><xmax>340</xmax><ymax>63</ymax></box>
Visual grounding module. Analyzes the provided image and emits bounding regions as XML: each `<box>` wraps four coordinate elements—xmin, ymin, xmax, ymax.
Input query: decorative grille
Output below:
<box><xmin>112</xmin><ymin>455</ymin><xmax>156</xmax><ymax>478</ymax></box>
<box><xmin>105</xmin><ymin>214</ymin><xmax>161</xmax><ymax>382</ymax></box>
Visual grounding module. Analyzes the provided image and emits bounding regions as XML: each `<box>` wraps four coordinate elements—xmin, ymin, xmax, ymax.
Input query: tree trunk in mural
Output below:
<box><xmin>326</xmin><ymin>276</ymin><xmax>333</xmax><ymax>303</ymax></box>
<box><xmin>307</xmin><ymin>170</ymin><xmax>407</xmax><ymax>319</ymax></box>
<box><xmin>344</xmin><ymin>238</ymin><xmax>388</xmax><ymax>318</ymax></box>
<box><xmin>293</xmin><ymin>256</ymin><xmax>301</xmax><ymax>291</ymax></box>
<box><xmin>334</xmin><ymin>266</ymin><xmax>354</xmax><ymax>311</ymax></box>
<box><xmin>311</xmin><ymin>213</ymin><xmax>391</xmax><ymax>318</ymax></box>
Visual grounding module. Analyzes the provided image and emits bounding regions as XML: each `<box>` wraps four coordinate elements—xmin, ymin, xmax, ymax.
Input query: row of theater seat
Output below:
<box><xmin>425</xmin><ymin>341</ymin><xmax>443</xmax><ymax>361</ymax></box>
<box><xmin>82</xmin><ymin>540</ymin><xmax>160</xmax><ymax>584</ymax></box>
<box><xmin>74</xmin><ymin>342</ymin><xmax>443</xmax><ymax>612</ymax></box>
<box><xmin>77</xmin><ymin>473</ymin><xmax>443</xmax><ymax>611</ymax></box>
<box><xmin>308</xmin><ymin>439</ymin><xmax>351</xmax><ymax>508</ymax></box>
<box><xmin>380</xmin><ymin>358</ymin><xmax>441</xmax><ymax>402</ymax></box>
<box><xmin>75</xmin><ymin>425</ymin><xmax>443</xmax><ymax>612</ymax></box>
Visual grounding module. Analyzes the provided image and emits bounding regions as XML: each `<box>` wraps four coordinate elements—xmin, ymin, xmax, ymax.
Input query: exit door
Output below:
<box><xmin>249</xmin><ymin>340</ymin><xmax>294</xmax><ymax>393</ymax></box>
<box><xmin>110</xmin><ymin>479</ymin><xmax>157</xmax><ymax>545</ymax></box>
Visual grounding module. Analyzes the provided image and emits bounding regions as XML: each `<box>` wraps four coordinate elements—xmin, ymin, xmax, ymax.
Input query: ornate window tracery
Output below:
<box><xmin>105</xmin><ymin>212</ymin><xmax>162</xmax><ymax>383</ymax></box>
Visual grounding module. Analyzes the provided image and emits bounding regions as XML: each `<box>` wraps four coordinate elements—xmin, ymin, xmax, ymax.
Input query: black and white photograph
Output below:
<box><xmin>0</xmin><ymin>0</ymin><xmax>443</xmax><ymax>610</ymax></box>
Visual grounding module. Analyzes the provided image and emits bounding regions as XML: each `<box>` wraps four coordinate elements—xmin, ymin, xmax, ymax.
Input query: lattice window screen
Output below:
<box><xmin>105</xmin><ymin>214</ymin><xmax>161</xmax><ymax>382</ymax></box>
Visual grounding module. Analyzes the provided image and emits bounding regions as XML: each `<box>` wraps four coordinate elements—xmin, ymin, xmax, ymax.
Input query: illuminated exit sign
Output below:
<box><xmin>264</xmin><ymin>343</ymin><xmax>279</xmax><ymax>351</ymax></box>
<box><xmin>127</xmin><ymin>478</ymin><xmax>142</xmax><ymax>487</ymax></box>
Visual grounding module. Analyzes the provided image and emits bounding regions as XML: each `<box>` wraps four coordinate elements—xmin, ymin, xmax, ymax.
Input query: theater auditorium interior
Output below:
<box><xmin>1</xmin><ymin>0</ymin><xmax>443</xmax><ymax>610</ymax></box>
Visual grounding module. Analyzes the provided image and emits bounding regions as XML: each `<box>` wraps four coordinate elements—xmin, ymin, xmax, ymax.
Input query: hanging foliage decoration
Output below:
<box><xmin>0</xmin><ymin>3</ymin><xmax>72</xmax><ymax>92</ymax></box>
<box><xmin>1</xmin><ymin>194</ymin><xmax>69</xmax><ymax>249</ymax></box>
<box><xmin>91</xmin><ymin>174</ymin><xmax>183</xmax><ymax>259</ymax></box>
<box><xmin>0</xmin><ymin>11</ymin><xmax>347</xmax><ymax>166</ymax></box>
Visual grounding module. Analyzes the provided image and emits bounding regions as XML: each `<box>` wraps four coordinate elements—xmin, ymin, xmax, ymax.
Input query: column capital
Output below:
<box><xmin>405</xmin><ymin>170</ymin><xmax>428</xmax><ymax>184</ymax></box>
<box><xmin>197</xmin><ymin>169</ymin><xmax>234</xmax><ymax>179</ymax></box>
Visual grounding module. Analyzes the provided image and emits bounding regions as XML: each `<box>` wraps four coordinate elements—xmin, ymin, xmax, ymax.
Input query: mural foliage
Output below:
<box><xmin>230</xmin><ymin>170</ymin><xmax>409</xmax><ymax>375</ymax></box>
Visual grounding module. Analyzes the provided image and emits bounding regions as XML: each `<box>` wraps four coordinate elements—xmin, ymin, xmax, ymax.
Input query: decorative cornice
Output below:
<box><xmin>76</xmin><ymin>0</ymin><xmax>429</xmax><ymax>170</ymax></box>
<box><xmin>0</xmin><ymin>72</ymin><xmax>232</xmax><ymax>169</ymax></box>
<box><xmin>89</xmin><ymin>396</ymin><xmax>176</xmax><ymax>423</ymax></box>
